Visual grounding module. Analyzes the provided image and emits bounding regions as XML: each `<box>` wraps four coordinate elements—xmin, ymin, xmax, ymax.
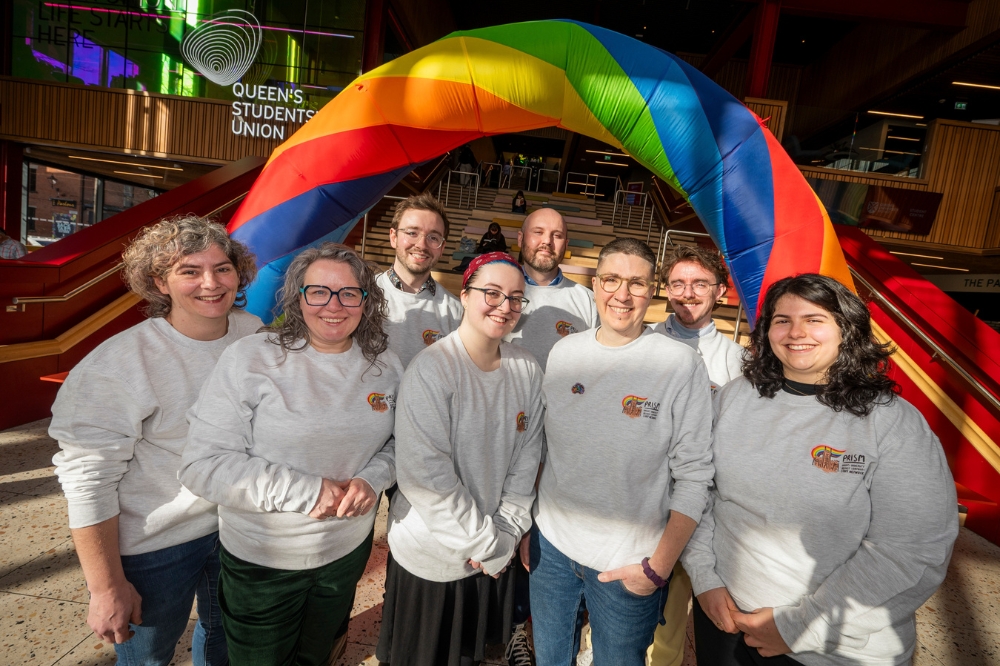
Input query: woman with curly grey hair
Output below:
<box><xmin>180</xmin><ymin>242</ymin><xmax>403</xmax><ymax>666</ymax></box>
<box><xmin>49</xmin><ymin>215</ymin><xmax>261</xmax><ymax>666</ymax></box>
<box><xmin>681</xmin><ymin>274</ymin><xmax>958</xmax><ymax>666</ymax></box>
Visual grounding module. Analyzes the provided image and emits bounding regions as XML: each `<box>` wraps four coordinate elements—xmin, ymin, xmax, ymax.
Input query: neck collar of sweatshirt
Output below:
<box><xmin>781</xmin><ymin>378</ymin><xmax>822</xmax><ymax>396</ymax></box>
<box><xmin>386</xmin><ymin>266</ymin><xmax>437</xmax><ymax>295</ymax></box>
<box><xmin>150</xmin><ymin>312</ymin><xmax>240</xmax><ymax>351</ymax></box>
<box><xmin>664</xmin><ymin>313</ymin><xmax>716</xmax><ymax>339</ymax></box>
<box><xmin>523</xmin><ymin>268</ymin><xmax>564</xmax><ymax>287</ymax></box>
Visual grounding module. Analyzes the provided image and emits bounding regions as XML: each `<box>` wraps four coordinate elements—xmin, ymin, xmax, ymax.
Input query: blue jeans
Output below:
<box><xmin>529</xmin><ymin>530</ymin><xmax>669</xmax><ymax>666</ymax></box>
<box><xmin>116</xmin><ymin>531</ymin><xmax>228</xmax><ymax>666</ymax></box>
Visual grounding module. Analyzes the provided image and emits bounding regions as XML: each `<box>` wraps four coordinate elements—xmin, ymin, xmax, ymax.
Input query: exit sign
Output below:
<box><xmin>604</xmin><ymin>155</ymin><xmax>612</xmax><ymax>161</ymax></box>
<box><xmin>955</xmin><ymin>101</ymin><xmax>968</xmax><ymax>110</ymax></box>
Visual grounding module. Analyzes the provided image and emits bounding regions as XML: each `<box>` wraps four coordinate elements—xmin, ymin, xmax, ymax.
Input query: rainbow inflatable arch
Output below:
<box><xmin>228</xmin><ymin>19</ymin><xmax>853</xmax><ymax>326</ymax></box>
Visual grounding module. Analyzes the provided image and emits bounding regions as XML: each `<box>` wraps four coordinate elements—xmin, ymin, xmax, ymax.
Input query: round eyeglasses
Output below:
<box><xmin>396</xmin><ymin>228</ymin><xmax>446</xmax><ymax>249</ymax></box>
<box><xmin>465</xmin><ymin>287</ymin><xmax>530</xmax><ymax>313</ymax></box>
<box><xmin>666</xmin><ymin>281</ymin><xmax>720</xmax><ymax>297</ymax></box>
<box><xmin>299</xmin><ymin>285</ymin><xmax>368</xmax><ymax>307</ymax></box>
<box><xmin>596</xmin><ymin>274</ymin><xmax>651</xmax><ymax>297</ymax></box>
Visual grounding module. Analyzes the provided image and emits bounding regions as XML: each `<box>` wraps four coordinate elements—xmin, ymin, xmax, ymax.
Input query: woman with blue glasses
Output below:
<box><xmin>180</xmin><ymin>242</ymin><xmax>403</xmax><ymax>666</ymax></box>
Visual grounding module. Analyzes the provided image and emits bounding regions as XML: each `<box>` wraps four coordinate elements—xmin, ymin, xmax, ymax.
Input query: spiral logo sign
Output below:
<box><xmin>181</xmin><ymin>10</ymin><xmax>262</xmax><ymax>87</ymax></box>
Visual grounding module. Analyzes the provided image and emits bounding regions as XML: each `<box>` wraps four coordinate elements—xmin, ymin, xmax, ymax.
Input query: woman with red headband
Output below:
<box><xmin>376</xmin><ymin>252</ymin><xmax>545</xmax><ymax>666</ymax></box>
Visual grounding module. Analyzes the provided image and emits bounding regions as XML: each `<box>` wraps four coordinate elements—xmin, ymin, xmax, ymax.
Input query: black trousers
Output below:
<box><xmin>692</xmin><ymin>597</ymin><xmax>803</xmax><ymax>666</ymax></box>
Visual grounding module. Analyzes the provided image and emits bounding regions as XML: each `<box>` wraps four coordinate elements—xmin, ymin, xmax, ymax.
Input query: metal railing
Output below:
<box><xmin>437</xmin><ymin>170</ymin><xmax>480</xmax><ymax>209</ymax></box>
<box><xmin>611</xmin><ymin>190</ymin><xmax>655</xmax><ymax>230</ymax></box>
<box><xmin>360</xmin><ymin>195</ymin><xmax>407</xmax><ymax>260</ymax></box>
<box><xmin>12</xmin><ymin>192</ymin><xmax>249</xmax><ymax>306</ymax></box>
<box><xmin>534</xmin><ymin>168</ymin><xmax>560</xmax><ymax>192</ymax></box>
<box><xmin>564</xmin><ymin>171</ymin><xmax>595</xmax><ymax>196</ymax></box>
<box><xmin>850</xmin><ymin>267</ymin><xmax>1000</xmax><ymax>413</ymax></box>
<box><xmin>479</xmin><ymin>162</ymin><xmax>503</xmax><ymax>188</ymax></box>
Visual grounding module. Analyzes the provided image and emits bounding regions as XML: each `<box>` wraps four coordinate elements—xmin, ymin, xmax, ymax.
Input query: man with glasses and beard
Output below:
<box><xmin>505</xmin><ymin>208</ymin><xmax>599</xmax><ymax>372</ymax></box>
<box><xmin>648</xmin><ymin>244</ymin><xmax>744</xmax><ymax>666</ymax></box>
<box><xmin>376</xmin><ymin>192</ymin><xmax>463</xmax><ymax>368</ymax></box>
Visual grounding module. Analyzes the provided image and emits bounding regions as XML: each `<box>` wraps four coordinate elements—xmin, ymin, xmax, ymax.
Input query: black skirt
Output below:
<box><xmin>375</xmin><ymin>553</ymin><xmax>517</xmax><ymax>666</ymax></box>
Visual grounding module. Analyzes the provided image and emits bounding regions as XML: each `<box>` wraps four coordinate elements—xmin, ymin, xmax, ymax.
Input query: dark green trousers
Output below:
<box><xmin>218</xmin><ymin>531</ymin><xmax>374</xmax><ymax>666</ymax></box>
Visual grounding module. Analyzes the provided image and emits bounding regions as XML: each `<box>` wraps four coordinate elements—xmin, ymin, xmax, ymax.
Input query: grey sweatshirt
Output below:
<box><xmin>505</xmin><ymin>278</ymin><xmax>599</xmax><ymax>371</ymax></box>
<box><xmin>50</xmin><ymin>310</ymin><xmax>262</xmax><ymax>555</ymax></box>
<box><xmin>681</xmin><ymin>378</ymin><xmax>958</xmax><ymax>666</ymax></box>
<box><xmin>179</xmin><ymin>334</ymin><xmax>402</xmax><ymax>571</ymax></box>
<box><xmin>652</xmin><ymin>314</ymin><xmax>743</xmax><ymax>390</ymax></box>
<box><xmin>535</xmin><ymin>327</ymin><xmax>715</xmax><ymax>572</ymax></box>
<box><xmin>387</xmin><ymin>331</ymin><xmax>545</xmax><ymax>582</ymax></box>
<box><xmin>376</xmin><ymin>271</ymin><xmax>463</xmax><ymax>368</ymax></box>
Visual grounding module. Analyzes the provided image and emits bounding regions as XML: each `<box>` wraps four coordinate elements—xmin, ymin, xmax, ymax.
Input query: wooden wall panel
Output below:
<box><xmin>0</xmin><ymin>78</ymin><xmax>303</xmax><ymax>164</ymax></box>
<box><xmin>799</xmin><ymin>119</ymin><xmax>1000</xmax><ymax>250</ymax></box>
<box><xmin>677</xmin><ymin>53</ymin><xmax>802</xmax><ymax>111</ymax></box>
<box><xmin>745</xmin><ymin>98</ymin><xmax>787</xmax><ymax>142</ymax></box>
<box><xmin>985</xmin><ymin>189</ymin><xmax>1000</xmax><ymax>248</ymax></box>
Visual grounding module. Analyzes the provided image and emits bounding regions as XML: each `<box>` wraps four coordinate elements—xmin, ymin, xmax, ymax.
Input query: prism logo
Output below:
<box><xmin>181</xmin><ymin>10</ymin><xmax>262</xmax><ymax>87</ymax></box>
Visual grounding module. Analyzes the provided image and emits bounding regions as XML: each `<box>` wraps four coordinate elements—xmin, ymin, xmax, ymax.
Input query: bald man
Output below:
<box><xmin>505</xmin><ymin>208</ymin><xmax>599</xmax><ymax>371</ymax></box>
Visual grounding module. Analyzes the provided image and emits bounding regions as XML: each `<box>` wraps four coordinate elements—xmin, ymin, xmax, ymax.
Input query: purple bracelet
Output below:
<box><xmin>641</xmin><ymin>557</ymin><xmax>669</xmax><ymax>588</ymax></box>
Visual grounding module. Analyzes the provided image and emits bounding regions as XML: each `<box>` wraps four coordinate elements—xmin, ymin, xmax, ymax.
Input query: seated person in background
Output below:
<box><xmin>50</xmin><ymin>216</ymin><xmax>260</xmax><ymax>665</ymax></box>
<box><xmin>530</xmin><ymin>238</ymin><xmax>714</xmax><ymax>666</ymax></box>
<box><xmin>648</xmin><ymin>247</ymin><xmax>744</xmax><ymax>666</ymax></box>
<box><xmin>512</xmin><ymin>190</ymin><xmax>528</xmax><ymax>214</ymax></box>
<box><xmin>683</xmin><ymin>274</ymin><xmax>958</xmax><ymax>666</ymax></box>
<box><xmin>0</xmin><ymin>229</ymin><xmax>27</xmax><ymax>259</ymax></box>
<box><xmin>180</xmin><ymin>243</ymin><xmax>401</xmax><ymax>666</ymax></box>
<box><xmin>378</xmin><ymin>192</ymin><xmax>462</xmax><ymax>368</ymax></box>
<box><xmin>376</xmin><ymin>252</ymin><xmax>544</xmax><ymax>666</ymax></box>
<box><xmin>478</xmin><ymin>222</ymin><xmax>508</xmax><ymax>254</ymax></box>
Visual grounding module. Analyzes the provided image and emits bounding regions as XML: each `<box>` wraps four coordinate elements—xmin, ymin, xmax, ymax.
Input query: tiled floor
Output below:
<box><xmin>2</xmin><ymin>418</ymin><xmax>997</xmax><ymax>666</ymax></box>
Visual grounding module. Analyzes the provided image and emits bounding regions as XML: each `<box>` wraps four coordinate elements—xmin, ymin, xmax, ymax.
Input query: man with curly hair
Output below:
<box><xmin>50</xmin><ymin>215</ymin><xmax>261</xmax><ymax>666</ymax></box>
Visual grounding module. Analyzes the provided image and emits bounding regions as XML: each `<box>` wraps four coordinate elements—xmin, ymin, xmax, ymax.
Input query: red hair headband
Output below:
<box><xmin>462</xmin><ymin>252</ymin><xmax>521</xmax><ymax>288</ymax></box>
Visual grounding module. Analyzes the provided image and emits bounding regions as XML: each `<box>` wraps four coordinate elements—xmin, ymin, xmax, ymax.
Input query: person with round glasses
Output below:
<box><xmin>379</xmin><ymin>192</ymin><xmax>463</xmax><ymax>367</ymax></box>
<box><xmin>649</xmin><ymin>245</ymin><xmax>744</xmax><ymax>666</ymax></box>
<box><xmin>681</xmin><ymin>274</ymin><xmax>957</xmax><ymax>666</ymax></box>
<box><xmin>376</xmin><ymin>251</ymin><xmax>545</xmax><ymax>666</ymax></box>
<box><xmin>529</xmin><ymin>238</ymin><xmax>714</xmax><ymax>666</ymax></box>
<box><xmin>180</xmin><ymin>243</ymin><xmax>402</xmax><ymax>666</ymax></box>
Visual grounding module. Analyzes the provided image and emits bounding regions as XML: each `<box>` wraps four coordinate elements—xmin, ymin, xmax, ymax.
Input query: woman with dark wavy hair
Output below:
<box><xmin>682</xmin><ymin>273</ymin><xmax>958</xmax><ymax>666</ymax></box>
<box><xmin>50</xmin><ymin>215</ymin><xmax>260</xmax><ymax>666</ymax></box>
<box><xmin>180</xmin><ymin>243</ymin><xmax>403</xmax><ymax>666</ymax></box>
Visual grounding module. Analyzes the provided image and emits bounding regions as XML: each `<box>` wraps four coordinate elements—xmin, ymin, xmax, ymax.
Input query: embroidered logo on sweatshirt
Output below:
<box><xmin>811</xmin><ymin>445</ymin><xmax>846</xmax><ymax>473</ymax></box>
<box><xmin>555</xmin><ymin>320</ymin><xmax>577</xmax><ymax>337</ymax></box>
<box><xmin>622</xmin><ymin>395</ymin><xmax>659</xmax><ymax>419</ymax></box>
<box><xmin>516</xmin><ymin>412</ymin><xmax>527</xmax><ymax>432</ymax></box>
<box><xmin>368</xmin><ymin>393</ymin><xmax>396</xmax><ymax>413</ymax></box>
<box><xmin>422</xmin><ymin>329</ymin><xmax>444</xmax><ymax>345</ymax></box>
<box><xmin>571</xmin><ymin>383</ymin><xmax>585</xmax><ymax>395</ymax></box>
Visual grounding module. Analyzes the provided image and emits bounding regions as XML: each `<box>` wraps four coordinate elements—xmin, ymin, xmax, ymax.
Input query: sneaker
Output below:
<box><xmin>505</xmin><ymin>622</ymin><xmax>535</xmax><ymax>666</ymax></box>
<box><xmin>575</xmin><ymin>647</ymin><xmax>593</xmax><ymax>666</ymax></box>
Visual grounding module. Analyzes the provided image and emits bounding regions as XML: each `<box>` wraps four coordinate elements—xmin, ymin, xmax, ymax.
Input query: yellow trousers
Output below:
<box><xmin>646</xmin><ymin>564</ymin><xmax>691</xmax><ymax>666</ymax></box>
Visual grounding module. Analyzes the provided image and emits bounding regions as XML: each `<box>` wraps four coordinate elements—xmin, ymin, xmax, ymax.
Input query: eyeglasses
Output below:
<box><xmin>396</xmin><ymin>228</ymin><xmax>446</xmax><ymax>249</ymax></box>
<box><xmin>465</xmin><ymin>287</ymin><xmax>530</xmax><ymax>313</ymax></box>
<box><xmin>299</xmin><ymin>285</ymin><xmax>368</xmax><ymax>307</ymax></box>
<box><xmin>596</xmin><ymin>274</ymin><xmax>651</xmax><ymax>297</ymax></box>
<box><xmin>666</xmin><ymin>281</ymin><xmax>720</xmax><ymax>297</ymax></box>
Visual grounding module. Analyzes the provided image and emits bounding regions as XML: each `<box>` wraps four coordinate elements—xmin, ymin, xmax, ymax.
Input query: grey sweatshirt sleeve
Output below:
<box><xmin>772</xmin><ymin>402</ymin><xmax>959</xmax><ymax>653</ymax></box>
<box><xmin>179</xmin><ymin>345</ymin><xmax>323</xmax><ymax>514</ymax></box>
<box><xmin>395</xmin><ymin>365</ymin><xmax>514</xmax><ymax>570</ymax></box>
<box><xmin>666</xmin><ymin>359</ymin><xmax>715</xmax><ymax>522</ymax></box>
<box><xmin>50</xmin><ymin>366</ymin><xmax>147</xmax><ymax>529</ymax></box>
<box><xmin>353</xmin><ymin>356</ymin><xmax>402</xmax><ymax>495</ymax></box>
<box><xmin>480</xmin><ymin>366</ymin><xmax>545</xmax><ymax>574</ymax></box>
<box><xmin>680</xmin><ymin>494</ymin><xmax>727</xmax><ymax>595</ymax></box>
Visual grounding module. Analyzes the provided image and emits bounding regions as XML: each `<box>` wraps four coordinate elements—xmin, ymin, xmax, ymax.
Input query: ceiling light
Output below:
<box><xmin>585</xmin><ymin>150</ymin><xmax>630</xmax><ymax>157</ymax></box>
<box><xmin>953</xmin><ymin>81</ymin><xmax>1000</xmax><ymax>91</ymax></box>
<box><xmin>868</xmin><ymin>110</ymin><xmax>924</xmax><ymax>119</ymax></box>
<box><xmin>114</xmin><ymin>171</ymin><xmax>164</xmax><ymax>179</ymax></box>
<box><xmin>596</xmin><ymin>160</ymin><xmax>629</xmax><ymax>166</ymax></box>
<box><xmin>910</xmin><ymin>263</ymin><xmax>968</xmax><ymax>272</ymax></box>
<box><xmin>70</xmin><ymin>156</ymin><xmax>183</xmax><ymax>170</ymax></box>
<box><xmin>887</xmin><ymin>136</ymin><xmax>920</xmax><ymax>141</ymax></box>
<box><xmin>915</xmin><ymin>123</ymin><xmax>927</xmax><ymax>126</ymax></box>
<box><xmin>889</xmin><ymin>251</ymin><xmax>943</xmax><ymax>260</ymax></box>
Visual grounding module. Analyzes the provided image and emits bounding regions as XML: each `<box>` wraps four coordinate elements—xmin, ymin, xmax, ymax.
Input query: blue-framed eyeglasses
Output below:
<box><xmin>299</xmin><ymin>285</ymin><xmax>368</xmax><ymax>307</ymax></box>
